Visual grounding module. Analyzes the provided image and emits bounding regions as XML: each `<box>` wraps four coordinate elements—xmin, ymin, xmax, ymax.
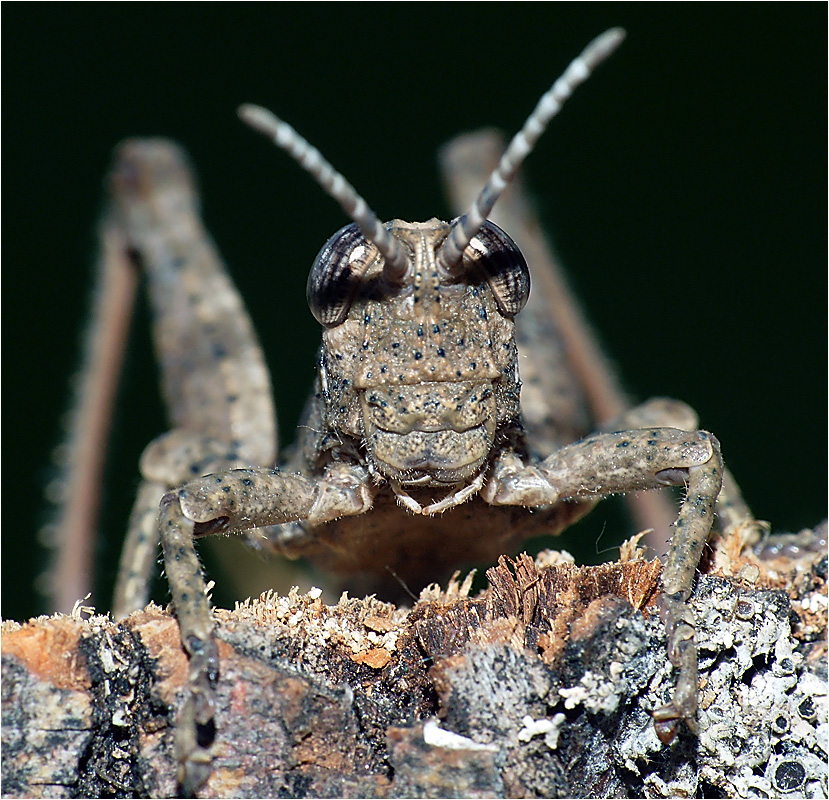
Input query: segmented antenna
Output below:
<box><xmin>238</xmin><ymin>104</ymin><xmax>410</xmax><ymax>280</ymax></box>
<box><xmin>436</xmin><ymin>27</ymin><xmax>626</xmax><ymax>273</ymax></box>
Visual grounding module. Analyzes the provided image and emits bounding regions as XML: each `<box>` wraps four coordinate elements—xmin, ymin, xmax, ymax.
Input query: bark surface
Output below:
<box><xmin>3</xmin><ymin>526</ymin><xmax>826</xmax><ymax>799</ymax></box>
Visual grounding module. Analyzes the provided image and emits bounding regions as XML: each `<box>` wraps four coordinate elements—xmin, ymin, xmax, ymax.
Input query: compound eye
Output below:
<box><xmin>307</xmin><ymin>223</ymin><xmax>374</xmax><ymax>326</ymax></box>
<box><xmin>465</xmin><ymin>220</ymin><xmax>530</xmax><ymax>317</ymax></box>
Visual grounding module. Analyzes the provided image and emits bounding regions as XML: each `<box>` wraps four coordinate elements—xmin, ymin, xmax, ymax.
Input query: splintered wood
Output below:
<box><xmin>4</xmin><ymin>533</ymin><xmax>826</xmax><ymax>798</ymax></box>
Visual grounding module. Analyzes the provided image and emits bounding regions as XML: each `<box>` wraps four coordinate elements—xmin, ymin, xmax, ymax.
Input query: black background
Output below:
<box><xmin>3</xmin><ymin>4</ymin><xmax>826</xmax><ymax>621</ymax></box>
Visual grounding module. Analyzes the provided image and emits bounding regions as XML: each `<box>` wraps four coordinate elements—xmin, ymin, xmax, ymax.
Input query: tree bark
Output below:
<box><xmin>3</xmin><ymin>526</ymin><xmax>826</xmax><ymax>799</ymax></box>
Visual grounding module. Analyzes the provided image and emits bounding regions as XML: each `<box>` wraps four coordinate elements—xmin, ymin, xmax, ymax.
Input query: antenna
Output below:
<box><xmin>436</xmin><ymin>27</ymin><xmax>626</xmax><ymax>273</ymax></box>
<box><xmin>238</xmin><ymin>104</ymin><xmax>410</xmax><ymax>281</ymax></box>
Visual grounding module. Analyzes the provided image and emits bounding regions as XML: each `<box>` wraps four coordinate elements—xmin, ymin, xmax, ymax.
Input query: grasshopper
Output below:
<box><xmin>66</xmin><ymin>29</ymin><xmax>753</xmax><ymax>792</ymax></box>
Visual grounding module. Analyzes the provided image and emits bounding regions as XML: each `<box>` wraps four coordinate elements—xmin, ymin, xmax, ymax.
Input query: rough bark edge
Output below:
<box><xmin>2</xmin><ymin>526</ymin><xmax>826</xmax><ymax>799</ymax></box>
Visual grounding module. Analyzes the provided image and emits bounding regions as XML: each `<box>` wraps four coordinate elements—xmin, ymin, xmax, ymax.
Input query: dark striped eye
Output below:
<box><xmin>465</xmin><ymin>221</ymin><xmax>530</xmax><ymax>317</ymax></box>
<box><xmin>306</xmin><ymin>224</ymin><xmax>374</xmax><ymax>326</ymax></box>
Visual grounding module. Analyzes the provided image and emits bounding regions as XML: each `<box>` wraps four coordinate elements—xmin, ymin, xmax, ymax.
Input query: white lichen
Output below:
<box><xmin>517</xmin><ymin>713</ymin><xmax>567</xmax><ymax>750</ymax></box>
<box><xmin>423</xmin><ymin>719</ymin><xmax>498</xmax><ymax>751</ymax></box>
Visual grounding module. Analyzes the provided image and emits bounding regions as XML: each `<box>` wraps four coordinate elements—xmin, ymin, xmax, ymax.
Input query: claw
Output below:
<box><xmin>179</xmin><ymin>746</ymin><xmax>213</xmax><ymax>798</ymax></box>
<box><xmin>653</xmin><ymin>713</ymin><xmax>681</xmax><ymax>745</ymax></box>
<box><xmin>652</xmin><ymin>591</ymin><xmax>700</xmax><ymax>744</ymax></box>
<box><xmin>176</xmin><ymin>685</ymin><xmax>217</xmax><ymax>796</ymax></box>
<box><xmin>652</xmin><ymin>696</ymin><xmax>700</xmax><ymax>744</ymax></box>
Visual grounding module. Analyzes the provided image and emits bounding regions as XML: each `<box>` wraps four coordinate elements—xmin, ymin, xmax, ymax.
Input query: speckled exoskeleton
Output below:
<box><xmin>105</xmin><ymin>29</ymin><xmax>754</xmax><ymax>792</ymax></box>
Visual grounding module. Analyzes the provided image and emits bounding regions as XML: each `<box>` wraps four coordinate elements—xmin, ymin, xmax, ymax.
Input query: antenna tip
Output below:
<box><xmin>578</xmin><ymin>27</ymin><xmax>627</xmax><ymax>70</ymax></box>
<box><xmin>237</xmin><ymin>103</ymin><xmax>256</xmax><ymax>122</ymax></box>
<box><xmin>596</xmin><ymin>27</ymin><xmax>627</xmax><ymax>54</ymax></box>
<box><xmin>237</xmin><ymin>104</ymin><xmax>280</xmax><ymax>138</ymax></box>
<box><xmin>580</xmin><ymin>28</ymin><xmax>627</xmax><ymax>72</ymax></box>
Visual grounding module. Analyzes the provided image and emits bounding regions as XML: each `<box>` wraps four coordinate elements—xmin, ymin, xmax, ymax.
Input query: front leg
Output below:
<box><xmin>160</xmin><ymin>463</ymin><xmax>373</xmax><ymax>794</ymax></box>
<box><xmin>484</xmin><ymin>425</ymin><xmax>722</xmax><ymax>742</ymax></box>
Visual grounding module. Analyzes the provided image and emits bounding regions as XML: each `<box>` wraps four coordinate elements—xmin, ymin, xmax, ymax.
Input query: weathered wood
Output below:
<box><xmin>3</xmin><ymin>526</ymin><xmax>826</xmax><ymax>799</ymax></box>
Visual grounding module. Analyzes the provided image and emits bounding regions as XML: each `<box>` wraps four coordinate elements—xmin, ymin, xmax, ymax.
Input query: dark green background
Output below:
<box><xmin>4</xmin><ymin>4</ymin><xmax>825</xmax><ymax>621</ymax></box>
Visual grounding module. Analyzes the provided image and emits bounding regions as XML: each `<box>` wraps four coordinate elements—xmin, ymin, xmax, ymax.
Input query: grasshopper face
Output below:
<box><xmin>309</xmin><ymin>218</ymin><xmax>529</xmax><ymax>486</ymax></box>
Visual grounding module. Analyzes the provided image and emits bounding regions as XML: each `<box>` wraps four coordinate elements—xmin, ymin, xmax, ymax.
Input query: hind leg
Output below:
<box><xmin>106</xmin><ymin>140</ymin><xmax>278</xmax><ymax>618</ymax></box>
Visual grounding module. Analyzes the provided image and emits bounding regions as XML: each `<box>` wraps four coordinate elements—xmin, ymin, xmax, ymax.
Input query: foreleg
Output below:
<box><xmin>484</xmin><ymin>423</ymin><xmax>722</xmax><ymax>741</ymax></box>
<box><xmin>112</xmin><ymin>430</ymin><xmax>252</xmax><ymax>617</ymax></box>
<box><xmin>600</xmin><ymin>398</ymin><xmax>755</xmax><ymax>538</ymax></box>
<box><xmin>159</xmin><ymin>463</ymin><xmax>373</xmax><ymax>794</ymax></box>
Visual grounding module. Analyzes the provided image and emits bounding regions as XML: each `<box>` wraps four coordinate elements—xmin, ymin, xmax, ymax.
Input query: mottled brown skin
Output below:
<box><xmin>272</xmin><ymin>219</ymin><xmax>591</xmax><ymax>590</ymax></box>
<box><xmin>107</xmin><ymin>141</ymin><xmax>749</xmax><ymax>793</ymax></box>
<box><xmin>314</xmin><ymin>220</ymin><xmax>518</xmax><ymax>486</ymax></box>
